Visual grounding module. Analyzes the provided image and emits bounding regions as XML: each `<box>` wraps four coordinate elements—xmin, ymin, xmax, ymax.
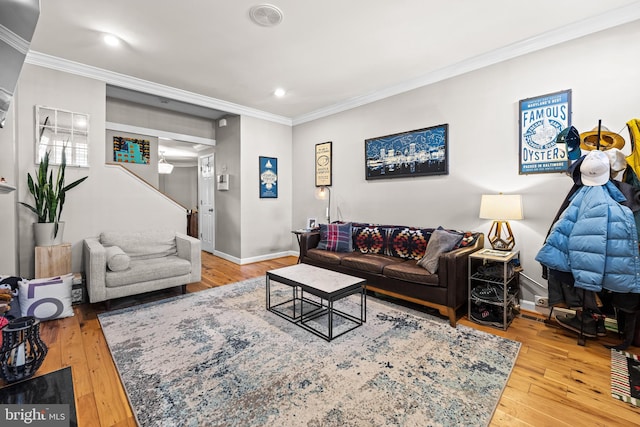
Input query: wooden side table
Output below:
<box><xmin>35</xmin><ymin>243</ymin><xmax>72</xmax><ymax>278</ymax></box>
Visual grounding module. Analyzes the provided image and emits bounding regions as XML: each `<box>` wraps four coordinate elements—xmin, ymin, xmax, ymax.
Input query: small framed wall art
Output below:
<box><xmin>259</xmin><ymin>156</ymin><xmax>278</xmax><ymax>198</ymax></box>
<box><xmin>306</xmin><ymin>217</ymin><xmax>317</xmax><ymax>229</ymax></box>
<box><xmin>519</xmin><ymin>89</ymin><xmax>572</xmax><ymax>174</ymax></box>
<box><xmin>365</xmin><ymin>124</ymin><xmax>448</xmax><ymax>180</ymax></box>
<box><xmin>315</xmin><ymin>141</ymin><xmax>332</xmax><ymax>186</ymax></box>
<box><xmin>113</xmin><ymin>136</ymin><xmax>150</xmax><ymax>164</ymax></box>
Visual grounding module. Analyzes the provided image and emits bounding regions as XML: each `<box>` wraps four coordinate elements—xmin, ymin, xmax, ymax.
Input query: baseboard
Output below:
<box><xmin>213</xmin><ymin>250</ymin><xmax>297</xmax><ymax>265</ymax></box>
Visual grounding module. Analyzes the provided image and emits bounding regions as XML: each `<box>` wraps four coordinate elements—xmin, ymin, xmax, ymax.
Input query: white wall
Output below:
<box><xmin>0</xmin><ymin>102</ymin><xmax>18</xmax><ymax>274</ymax></box>
<box><xmin>292</xmin><ymin>20</ymin><xmax>640</xmax><ymax>305</ymax></box>
<box><xmin>14</xmin><ymin>65</ymin><xmax>186</xmax><ymax>276</ymax></box>
<box><xmin>241</xmin><ymin>115</ymin><xmax>293</xmax><ymax>261</ymax></box>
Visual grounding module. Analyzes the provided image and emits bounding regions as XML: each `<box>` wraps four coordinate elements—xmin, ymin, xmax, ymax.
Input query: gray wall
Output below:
<box><xmin>214</xmin><ymin>115</ymin><xmax>242</xmax><ymax>259</ymax></box>
<box><xmin>292</xmin><ymin>20</ymin><xmax>640</xmax><ymax>308</ymax></box>
<box><xmin>160</xmin><ymin>166</ymin><xmax>198</xmax><ymax>210</ymax></box>
<box><xmin>106</xmin><ymin>98</ymin><xmax>215</xmax><ymax>139</ymax></box>
<box><xmin>240</xmin><ymin>115</ymin><xmax>293</xmax><ymax>260</ymax></box>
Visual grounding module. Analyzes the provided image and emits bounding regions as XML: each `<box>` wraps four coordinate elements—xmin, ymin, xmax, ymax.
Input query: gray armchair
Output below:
<box><xmin>83</xmin><ymin>230</ymin><xmax>201</xmax><ymax>307</ymax></box>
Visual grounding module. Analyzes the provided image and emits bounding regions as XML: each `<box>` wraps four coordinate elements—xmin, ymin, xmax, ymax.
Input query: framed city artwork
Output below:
<box><xmin>365</xmin><ymin>124</ymin><xmax>448</xmax><ymax>180</ymax></box>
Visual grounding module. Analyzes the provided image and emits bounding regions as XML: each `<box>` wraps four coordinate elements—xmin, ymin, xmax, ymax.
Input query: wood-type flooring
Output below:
<box><xmin>3</xmin><ymin>252</ymin><xmax>640</xmax><ymax>426</ymax></box>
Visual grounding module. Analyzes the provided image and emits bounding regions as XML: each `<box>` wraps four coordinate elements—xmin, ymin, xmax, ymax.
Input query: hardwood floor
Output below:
<box><xmin>5</xmin><ymin>252</ymin><xmax>640</xmax><ymax>426</ymax></box>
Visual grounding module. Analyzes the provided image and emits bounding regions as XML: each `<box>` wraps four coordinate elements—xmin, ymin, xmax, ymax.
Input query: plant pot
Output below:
<box><xmin>34</xmin><ymin>222</ymin><xmax>65</xmax><ymax>246</ymax></box>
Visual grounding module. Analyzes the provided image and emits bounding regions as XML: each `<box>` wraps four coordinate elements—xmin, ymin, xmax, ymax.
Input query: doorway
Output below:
<box><xmin>199</xmin><ymin>154</ymin><xmax>215</xmax><ymax>253</ymax></box>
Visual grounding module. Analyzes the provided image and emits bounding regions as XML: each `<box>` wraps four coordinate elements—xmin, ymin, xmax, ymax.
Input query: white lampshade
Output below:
<box><xmin>158</xmin><ymin>152</ymin><xmax>174</xmax><ymax>174</ymax></box>
<box><xmin>479</xmin><ymin>194</ymin><xmax>523</xmax><ymax>220</ymax></box>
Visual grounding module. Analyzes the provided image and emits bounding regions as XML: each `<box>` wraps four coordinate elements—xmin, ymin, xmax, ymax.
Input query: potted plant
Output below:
<box><xmin>20</xmin><ymin>149</ymin><xmax>88</xmax><ymax>246</ymax></box>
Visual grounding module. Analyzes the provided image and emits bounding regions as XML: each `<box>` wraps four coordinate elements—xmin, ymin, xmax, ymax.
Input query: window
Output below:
<box><xmin>35</xmin><ymin>106</ymin><xmax>89</xmax><ymax>167</ymax></box>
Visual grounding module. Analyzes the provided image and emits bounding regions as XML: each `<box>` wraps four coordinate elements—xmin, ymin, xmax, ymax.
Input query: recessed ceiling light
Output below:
<box><xmin>103</xmin><ymin>34</ymin><xmax>121</xmax><ymax>47</ymax></box>
<box><xmin>274</xmin><ymin>88</ymin><xmax>286</xmax><ymax>97</ymax></box>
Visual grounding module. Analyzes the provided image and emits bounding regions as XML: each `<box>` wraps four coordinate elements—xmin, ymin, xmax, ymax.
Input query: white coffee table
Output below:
<box><xmin>266</xmin><ymin>264</ymin><xmax>366</xmax><ymax>341</ymax></box>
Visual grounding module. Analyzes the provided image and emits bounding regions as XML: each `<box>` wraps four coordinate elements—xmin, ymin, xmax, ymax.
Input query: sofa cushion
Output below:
<box><xmin>383</xmin><ymin>261</ymin><xmax>440</xmax><ymax>286</ymax></box>
<box><xmin>417</xmin><ymin>228</ymin><xmax>464</xmax><ymax>273</ymax></box>
<box><xmin>342</xmin><ymin>253</ymin><xmax>404</xmax><ymax>274</ymax></box>
<box><xmin>105</xmin><ymin>245</ymin><xmax>130</xmax><ymax>272</ymax></box>
<box><xmin>306</xmin><ymin>248</ymin><xmax>353</xmax><ymax>265</ymax></box>
<box><xmin>105</xmin><ymin>256</ymin><xmax>191</xmax><ymax>288</ymax></box>
<box><xmin>352</xmin><ymin>224</ymin><xmax>385</xmax><ymax>254</ymax></box>
<box><xmin>384</xmin><ymin>226</ymin><xmax>430</xmax><ymax>260</ymax></box>
<box><xmin>100</xmin><ymin>230</ymin><xmax>178</xmax><ymax>260</ymax></box>
<box><xmin>317</xmin><ymin>223</ymin><xmax>353</xmax><ymax>252</ymax></box>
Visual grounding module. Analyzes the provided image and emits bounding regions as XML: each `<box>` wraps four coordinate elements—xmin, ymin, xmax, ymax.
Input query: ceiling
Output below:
<box><xmin>26</xmin><ymin>1</ymin><xmax>640</xmax><ymax>125</ymax></box>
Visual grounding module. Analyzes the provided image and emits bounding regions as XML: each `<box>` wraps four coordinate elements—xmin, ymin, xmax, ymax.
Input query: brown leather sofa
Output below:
<box><xmin>299</xmin><ymin>227</ymin><xmax>484</xmax><ymax>327</ymax></box>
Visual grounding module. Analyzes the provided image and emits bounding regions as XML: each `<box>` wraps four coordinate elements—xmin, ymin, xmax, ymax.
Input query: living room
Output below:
<box><xmin>1</xmin><ymin>1</ymin><xmax>640</xmax><ymax>425</ymax></box>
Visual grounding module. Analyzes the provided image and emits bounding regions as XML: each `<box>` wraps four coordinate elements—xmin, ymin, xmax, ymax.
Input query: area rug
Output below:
<box><xmin>99</xmin><ymin>278</ymin><xmax>521</xmax><ymax>426</ymax></box>
<box><xmin>611</xmin><ymin>348</ymin><xmax>640</xmax><ymax>407</ymax></box>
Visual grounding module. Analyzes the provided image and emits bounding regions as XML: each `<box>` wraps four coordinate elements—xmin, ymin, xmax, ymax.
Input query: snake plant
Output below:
<box><xmin>20</xmin><ymin>149</ymin><xmax>88</xmax><ymax>237</ymax></box>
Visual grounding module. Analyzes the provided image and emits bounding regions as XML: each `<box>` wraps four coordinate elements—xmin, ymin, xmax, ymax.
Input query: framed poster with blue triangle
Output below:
<box><xmin>259</xmin><ymin>156</ymin><xmax>278</xmax><ymax>198</ymax></box>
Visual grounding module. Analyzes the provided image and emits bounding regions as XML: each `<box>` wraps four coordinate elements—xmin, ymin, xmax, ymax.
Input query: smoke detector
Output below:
<box><xmin>249</xmin><ymin>4</ymin><xmax>283</xmax><ymax>27</ymax></box>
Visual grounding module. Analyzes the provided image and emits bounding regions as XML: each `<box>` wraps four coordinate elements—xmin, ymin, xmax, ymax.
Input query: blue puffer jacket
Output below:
<box><xmin>535</xmin><ymin>181</ymin><xmax>640</xmax><ymax>293</ymax></box>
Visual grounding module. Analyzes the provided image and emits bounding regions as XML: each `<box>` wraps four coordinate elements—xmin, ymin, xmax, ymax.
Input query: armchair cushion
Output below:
<box><xmin>105</xmin><ymin>256</ymin><xmax>191</xmax><ymax>288</ymax></box>
<box><xmin>100</xmin><ymin>230</ymin><xmax>177</xmax><ymax>260</ymax></box>
<box><xmin>106</xmin><ymin>246</ymin><xmax>130</xmax><ymax>272</ymax></box>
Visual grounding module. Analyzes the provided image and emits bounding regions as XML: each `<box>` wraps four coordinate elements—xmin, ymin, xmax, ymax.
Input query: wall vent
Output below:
<box><xmin>249</xmin><ymin>4</ymin><xmax>283</xmax><ymax>27</ymax></box>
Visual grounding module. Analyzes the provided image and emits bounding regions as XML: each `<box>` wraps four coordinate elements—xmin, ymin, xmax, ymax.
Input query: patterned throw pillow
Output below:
<box><xmin>352</xmin><ymin>224</ymin><xmax>384</xmax><ymax>254</ymax></box>
<box><xmin>454</xmin><ymin>231</ymin><xmax>481</xmax><ymax>248</ymax></box>
<box><xmin>383</xmin><ymin>227</ymin><xmax>430</xmax><ymax>260</ymax></box>
<box><xmin>317</xmin><ymin>223</ymin><xmax>353</xmax><ymax>252</ymax></box>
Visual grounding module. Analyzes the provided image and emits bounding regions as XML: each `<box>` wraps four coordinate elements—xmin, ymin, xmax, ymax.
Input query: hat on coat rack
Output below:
<box><xmin>580</xmin><ymin>126</ymin><xmax>626</xmax><ymax>151</ymax></box>
<box><xmin>556</xmin><ymin>126</ymin><xmax>581</xmax><ymax>160</ymax></box>
<box><xmin>580</xmin><ymin>150</ymin><xmax>610</xmax><ymax>186</ymax></box>
<box><xmin>604</xmin><ymin>148</ymin><xmax>627</xmax><ymax>176</ymax></box>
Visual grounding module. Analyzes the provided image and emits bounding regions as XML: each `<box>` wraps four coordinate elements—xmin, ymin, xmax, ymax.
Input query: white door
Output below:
<box><xmin>199</xmin><ymin>154</ymin><xmax>215</xmax><ymax>253</ymax></box>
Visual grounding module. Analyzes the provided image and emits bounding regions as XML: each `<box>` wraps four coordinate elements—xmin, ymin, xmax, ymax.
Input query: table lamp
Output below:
<box><xmin>479</xmin><ymin>193</ymin><xmax>523</xmax><ymax>251</ymax></box>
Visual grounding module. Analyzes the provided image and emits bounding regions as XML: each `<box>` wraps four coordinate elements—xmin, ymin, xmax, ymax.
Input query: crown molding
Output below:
<box><xmin>0</xmin><ymin>24</ymin><xmax>30</xmax><ymax>54</ymax></box>
<box><xmin>25</xmin><ymin>51</ymin><xmax>293</xmax><ymax>126</ymax></box>
<box><xmin>292</xmin><ymin>2</ymin><xmax>640</xmax><ymax>125</ymax></box>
